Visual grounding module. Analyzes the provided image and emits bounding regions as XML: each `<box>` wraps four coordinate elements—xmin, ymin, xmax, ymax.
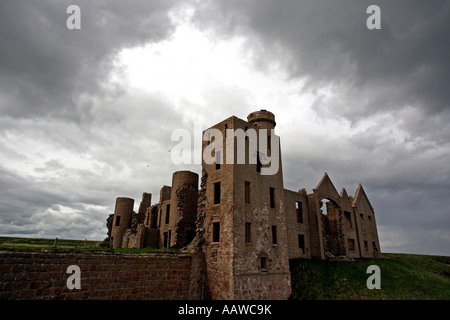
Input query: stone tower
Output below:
<box><xmin>201</xmin><ymin>110</ymin><xmax>291</xmax><ymax>300</ymax></box>
<box><xmin>159</xmin><ymin>171</ymin><xmax>199</xmax><ymax>249</ymax></box>
<box><xmin>110</xmin><ymin>197</ymin><xmax>134</xmax><ymax>249</ymax></box>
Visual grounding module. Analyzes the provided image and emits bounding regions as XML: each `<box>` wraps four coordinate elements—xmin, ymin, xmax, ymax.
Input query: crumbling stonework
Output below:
<box><xmin>103</xmin><ymin>110</ymin><xmax>382</xmax><ymax>300</ymax></box>
<box><xmin>106</xmin><ymin>171</ymin><xmax>198</xmax><ymax>251</ymax></box>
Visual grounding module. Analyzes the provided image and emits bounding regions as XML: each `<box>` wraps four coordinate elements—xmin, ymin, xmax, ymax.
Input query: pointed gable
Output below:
<box><xmin>339</xmin><ymin>187</ymin><xmax>353</xmax><ymax>210</ymax></box>
<box><xmin>340</xmin><ymin>187</ymin><xmax>349</xmax><ymax>199</ymax></box>
<box><xmin>353</xmin><ymin>184</ymin><xmax>375</xmax><ymax>213</ymax></box>
<box><xmin>313</xmin><ymin>172</ymin><xmax>341</xmax><ymax>204</ymax></box>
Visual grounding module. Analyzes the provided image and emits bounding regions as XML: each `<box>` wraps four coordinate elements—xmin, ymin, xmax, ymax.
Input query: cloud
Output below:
<box><xmin>0</xmin><ymin>1</ymin><xmax>197</xmax><ymax>240</ymax></box>
<box><xmin>192</xmin><ymin>0</ymin><xmax>450</xmax><ymax>126</ymax></box>
<box><xmin>0</xmin><ymin>84</ymin><xmax>202</xmax><ymax>240</ymax></box>
<box><xmin>0</xmin><ymin>1</ymin><xmax>448</xmax><ymax>257</ymax></box>
<box><xmin>0</xmin><ymin>0</ymin><xmax>180</xmax><ymax>122</ymax></box>
<box><xmin>189</xmin><ymin>0</ymin><xmax>450</xmax><ymax>256</ymax></box>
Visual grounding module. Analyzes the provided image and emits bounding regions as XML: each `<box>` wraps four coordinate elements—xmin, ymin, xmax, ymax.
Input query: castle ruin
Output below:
<box><xmin>103</xmin><ymin>110</ymin><xmax>381</xmax><ymax>299</ymax></box>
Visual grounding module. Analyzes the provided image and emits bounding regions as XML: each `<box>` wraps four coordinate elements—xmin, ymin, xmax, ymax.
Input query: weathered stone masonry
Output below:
<box><xmin>0</xmin><ymin>251</ymin><xmax>201</xmax><ymax>300</ymax></box>
<box><xmin>102</xmin><ymin>109</ymin><xmax>382</xmax><ymax>300</ymax></box>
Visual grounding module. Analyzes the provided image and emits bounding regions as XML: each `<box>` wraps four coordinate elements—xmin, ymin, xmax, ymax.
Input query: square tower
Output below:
<box><xmin>200</xmin><ymin>110</ymin><xmax>291</xmax><ymax>300</ymax></box>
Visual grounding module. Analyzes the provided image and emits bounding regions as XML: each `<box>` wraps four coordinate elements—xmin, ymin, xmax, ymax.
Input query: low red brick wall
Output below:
<box><xmin>0</xmin><ymin>251</ymin><xmax>195</xmax><ymax>300</ymax></box>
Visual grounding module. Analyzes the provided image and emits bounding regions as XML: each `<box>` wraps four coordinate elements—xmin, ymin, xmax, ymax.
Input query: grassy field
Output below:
<box><xmin>289</xmin><ymin>253</ymin><xmax>450</xmax><ymax>300</ymax></box>
<box><xmin>0</xmin><ymin>236</ymin><xmax>102</xmax><ymax>250</ymax></box>
<box><xmin>0</xmin><ymin>236</ymin><xmax>179</xmax><ymax>254</ymax></box>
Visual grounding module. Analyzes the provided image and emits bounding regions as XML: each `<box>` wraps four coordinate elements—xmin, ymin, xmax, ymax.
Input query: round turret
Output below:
<box><xmin>111</xmin><ymin>197</ymin><xmax>134</xmax><ymax>248</ymax></box>
<box><xmin>171</xmin><ymin>170</ymin><xmax>199</xmax><ymax>191</ymax></box>
<box><xmin>247</xmin><ymin>110</ymin><xmax>276</xmax><ymax>130</ymax></box>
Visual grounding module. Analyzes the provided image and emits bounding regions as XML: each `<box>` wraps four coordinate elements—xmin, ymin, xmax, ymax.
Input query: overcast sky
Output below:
<box><xmin>0</xmin><ymin>0</ymin><xmax>449</xmax><ymax>256</ymax></box>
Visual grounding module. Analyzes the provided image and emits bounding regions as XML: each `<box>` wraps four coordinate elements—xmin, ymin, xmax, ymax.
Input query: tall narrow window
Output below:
<box><xmin>165</xmin><ymin>204</ymin><xmax>170</xmax><ymax>224</ymax></box>
<box><xmin>150</xmin><ymin>208</ymin><xmax>158</xmax><ymax>228</ymax></box>
<box><xmin>272</xmin><ymin>226</ymin><xmax>277</xmax><ymax>245</ymax></box>
<box><xmin>298</xmin><ymin>234</ymin><xmax>305</xmax><ymax>253</ymax></box>
<box><xmin>115</xmin><ymin>216</ymin><xmax>121</xmax><ymax>227</ymax></box>
<box><xmin>344</xmin><ymin>211</ymin><xmax>352</xmax><ymax>229</ymax></box>
<box><xmin>364</xmin><ymin>240</ymin><xmax>369</xmax><ymax>251</ymax></box>
<box><xmin>216</xmin><ymin>150</ymin><xmax>221</xmax><ymax>170</ymax></box>
<box><xmin>347</xmin><ymin>239</ymin><xmax>355</xmax><ymax>251</ymax></box>
<box><xmin>245</xmin><ymin>222</ymin><xmax>251</xmax><ymax>243</ymax></box>
<box><xmin>360</xmin><ymin>213</ymin><xmax>365</xmax><ymax>231</ymax></box>
<box><xmin>296</xmin><ymin>201</ymin><xmax>303</xmax><ymax>223</ymax></box>
<box><xmin>245</xmin><ymin>181</ymin><xmax>251</xmax><ymax>204</ymax></box>
<box><xmin>260</xmin><ymin>257</ymin><xmax>267</xmax><ymax>271</ymax></box>
<box><xmin>212</xmin><ymin>222</ymin><xmax>220</xmax><ymax>243</ymax></box>
<box><xmin>270</xmin><ymin>187</ymin><xmax>275</xmax><ymax>208</ymax></box>
<box><xmin>214</xmin><ymin>182</ymin><xmax>221</xmax><ymax>204</ymax></box>
<box><xmin>163</xmin><ymin>232</ymin><xmax>168</xmax><ymax>248</ymax></box>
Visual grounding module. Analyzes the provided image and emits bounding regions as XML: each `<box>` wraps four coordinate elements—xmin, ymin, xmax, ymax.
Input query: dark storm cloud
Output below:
<box><xmin>190</xmin><ymin>0</ymin><xmax>450</xmax><ymax>255</ymax></box>
<box><xmin>0</xmin><ymin>0</ymin><xmax>448</xmax><ymax>256</ymax></box>
<box><xmin>0</xmin><ymin>0</ymin><xmax>179</xmax><ymax>122</ymax></box>
<box><xmin>0</xmin><ymin>88</ymin><xmax>189</xmax><ymax>239</ymax></box>
<box><xmin>0</xmin><ymin>0</ymin><xmax>190</xmax><ymax>240</ymax></box>
<box><xmin>193</xmin><ymin>0</ymin><xmax>450</xmax><ymax>122</ymax></box>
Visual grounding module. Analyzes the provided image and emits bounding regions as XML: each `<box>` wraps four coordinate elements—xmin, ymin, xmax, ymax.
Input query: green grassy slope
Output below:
<box><xmin>289</xmin><ymin>253</ymin><xmax>450</xmax><ymax>300</ymax></box>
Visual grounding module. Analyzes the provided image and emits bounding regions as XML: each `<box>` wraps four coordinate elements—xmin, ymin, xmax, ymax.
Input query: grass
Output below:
<box><xmin>0</xmin><ymin>236</ymin><xmax>103</xmax><ymax>251</ymax></box>
<box><xmin>289</xmin><ymin>253</ymin><xmax>450</xmax><ymax>300</ymax></box>
<box><xmin>0</xmin><ymin>236</ymin><xmax>180</xmax><ymax>254</ymax></box>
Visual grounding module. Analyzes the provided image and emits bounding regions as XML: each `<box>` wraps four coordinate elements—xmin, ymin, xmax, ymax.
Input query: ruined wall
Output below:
<box><xmin>171</xmin><ymin>171</ymin><xmax>199</xmax><ymax>248</ymax></box>
<box><xmin>0</xmin><ymin>251</ymin><xmax>198</xmax><ymax>300</ymax></box>
<box><xmin>284</xmin><ymin>189</ymin><xmax>311</xmax><ymax>260</ymax></box>
<box><xmin>157</xmin><ymin>171</ymin><xmax>199</xmax><ymax>249</ymax></box>
<box><xmin>144</xmin><ymin>228</ymin><xmax>159</xmax><ymax>248</ymax></box>
<box><xmin>306</xmin><ymin>193</ymin><xmax>325</xmax><ymax>260</ymax></box>
<box><xmin>340</xmin><ymin>189</ymin><xmax>362</xmax><ymax>259</ymax></box>
<box><xmin>321</xmin><ymin>201</ymin><xmax>346</xmax><ymax>257</ymax></box>
<box><xmin>160</xmin><ymin>186</ymin><xmax>172</xmax><ymax>203</ymax></box>
<box><xmin>353</xmin><ymin>185</ymin><xmax>382</xmax><ymax>258</ymax></box>
<box><xmin>137</xmin><ymin>192</ymin><xmax>152</xmax><ymax>224</ymax></box>
<box><xmin>201</xmin><ymin>117</ymin><xmax>236</xmax><ymax>300</ymax></box>
<box><xmin>159</xmin><ymin>199</ymin><xmax>172</xmax><ymax>248</ymax></box>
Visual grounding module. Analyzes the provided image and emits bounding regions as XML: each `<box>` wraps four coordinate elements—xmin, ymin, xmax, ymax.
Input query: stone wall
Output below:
<box><xmin>284</xmin><ymin>189</ymin><xmax>311</xmax><ymax>260</ymax></box>
<box><xmin>0</xmin><ymin>251</ymin><xmax>200</xmax><ymax>300</ymax></box>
